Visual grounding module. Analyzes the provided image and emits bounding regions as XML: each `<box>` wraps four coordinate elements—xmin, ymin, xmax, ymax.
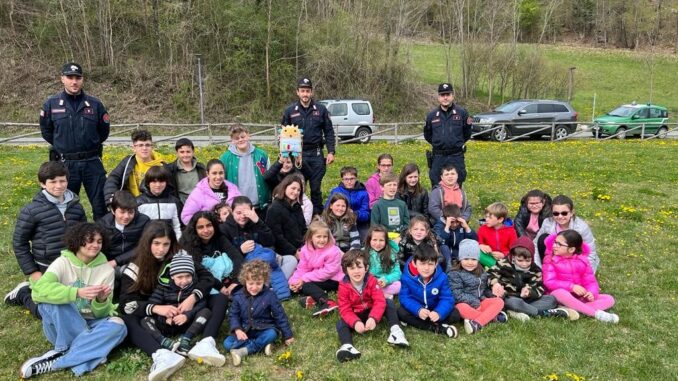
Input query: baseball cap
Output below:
<box><xmin>438</xmin><ymin>82</ymin><xmax>453</xmax><ymax>94</ymax></box>
<box><xmin>61</xmin><ymin>63</ymin><xmax>83</xmax><ymax>77</ymax></box>
<box><xmin>297</xmin><ymin>77</ymin><xmax>313</xmax><ymax>88</ymax></box>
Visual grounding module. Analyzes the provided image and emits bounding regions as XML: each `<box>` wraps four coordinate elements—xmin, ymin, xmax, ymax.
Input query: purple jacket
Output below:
<box><xmin>289</xmin><ymin>236</ymin><xmax>344</xmax><ymax>285</ymax></box>
<box><xmin>365</xmin><ymin>172</ymin><xmax>382</xmax><ymax>209</ymax></box>
<box><xmin>181</xmin><ymin>177</ymin><xmax>241</xmax><ymax>224</ymax></box>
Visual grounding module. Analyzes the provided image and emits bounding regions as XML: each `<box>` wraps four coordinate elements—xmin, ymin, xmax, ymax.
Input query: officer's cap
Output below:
<box><xmin>297</xmin><ymin>77</ymin><xmax>313</xmax><ymax>89</ymax></box>
<box><xmin>438</xmin><ymin>83</ymin><xmax>453</xmax><ymax>94</ymax></box>
<box><xmin>61</xmin><ymin>63</ymin><xmax>83</xmax><ymax>77</ymax></box>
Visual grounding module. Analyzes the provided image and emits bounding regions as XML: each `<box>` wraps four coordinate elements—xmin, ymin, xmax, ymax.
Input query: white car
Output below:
<box><xmin>318</xmin><ymin>99</ymin><xmax>376</xmax><ymax>143</ymax></box>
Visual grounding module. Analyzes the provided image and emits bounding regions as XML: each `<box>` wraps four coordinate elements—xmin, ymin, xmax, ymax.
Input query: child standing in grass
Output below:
<box><xmin>397</xmin><ymin>243</ymin><xmax>460</xmax><ymax>338</ymax></box>
<box><xmin>370</xmin><ymin>173</ymin><xmax>410</xmax><ymax>235</ymax></box>
<box><xmin>487</xmin><ymin>236</ymin><xmax>577</xmax><ymax>322</ymax></box>
<box><xmin>322</xmin><ymin>193</ymin><xmax>361</xmax><ymax>253</ymax></box>
<box><xmin>365</xmin><ymin>153</ymin><xmax>394</xmax><ymax>208</ymax></box>
<box><xmin>225</xmin><ymin>260</ymin><xmax>294</xmax><ymax>366</ymax></box>
<box><xmin>288</xmin><ymin>220</ymin><xmax>344</xmax><ymax>317</ymax></box>
<box><xmin>542</xmin><ymin>230</ymin><xmax>618</xmax><ymax>323</ymax></box>
<box><xmin>336</xmin><ymin>249</ymin><xmax>408</xmax><ymax>362</ymax></box>
<box><xmin>20</xmin><ymin>222</ymin><xmax>127</xmax><ymax>379</ymax></box>
<box><xmin>448</xmin><ymin>239</ymin><xmax>506</xmax><ymax>335</ymax></box>
<box><xmin>141</xmin><ymin>254</ymin><xmax>213</xmax><ymax>357</ymax></box>
<box><xmin>365</xmin><ymin>225</ymin><xmax>401</xmax><ymax>299</ymax></box>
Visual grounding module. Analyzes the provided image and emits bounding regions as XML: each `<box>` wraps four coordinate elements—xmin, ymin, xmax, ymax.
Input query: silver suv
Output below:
<box><xmin>318</xmin><ymin>99</ymin><xmax>376</xmax><ymax>143</ymax></box>
<box><xmin>472</xmin><ymin>100</ymin><xmax>578</xmax><ymax>142</ymax></box>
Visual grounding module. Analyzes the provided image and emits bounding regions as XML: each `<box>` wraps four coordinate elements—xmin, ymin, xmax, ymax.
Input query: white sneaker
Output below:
<box><xmin>335</xmin><ymin>344</ymin><xmax>361</xmax><ymax>362</ymax></box>
<box><xmin>149</xmin><ymin>348</ymin><xmax>185</xmax><ymax>381</ymax></box>
<box><xmin>187</xmin><ymin>337</ymin><xmax>225</xmax><ymax>367</ymax></box>
<box><xmin>595</xmin><ymin>310</ymin><xmax>619</xmax><ymax>324</ymax></box>
<box><xmin>441</xmin><ymin>323</ymin><xmax>458</xmax><ymax>338</ymax></box>
<box><xmin>4</xmin><ymin>281</ymin><xmax>29</xmax><ymax>305</ymax></box>
<box><xmin>387</xmin><ymin>325</ymin><xmax>409</xmax><ymax>346</ymax></box>
<box><xmin>264</xmin><ymin>343</ymin><xmax>273</xmax><ymax>356</ymax></box>
<box><xmin>508</xmin><ymin>310</ymin><xmax>531</xmax><ymax>322</ymax></box>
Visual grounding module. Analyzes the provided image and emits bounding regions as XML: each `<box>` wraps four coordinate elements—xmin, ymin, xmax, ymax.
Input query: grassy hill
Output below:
<box><xmin>406</xmin><ymin>43</ymin><xmax>678</xmax><ymax>121</ymax></box>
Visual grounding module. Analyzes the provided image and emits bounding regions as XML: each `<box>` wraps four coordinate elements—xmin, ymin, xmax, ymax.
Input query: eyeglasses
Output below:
<box><xmin>134</xmin><ymin>143</ymin><xmax>153</xmax><ymax>148</ymax></box>
<box><xmin>552</xmin><ymin>211</ymin><xmax>570</xmax><ymax>217</ymax></box>
<box><xmin>553</xmin><ymin>241</ymin><xmax>570</xmax><ymax>248</ymax></box>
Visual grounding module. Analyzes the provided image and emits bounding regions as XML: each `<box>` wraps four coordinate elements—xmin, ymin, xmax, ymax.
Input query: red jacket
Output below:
<box><xmin>338</xmin><ymin>273</ymin><xmax>386</xmax><ymax>328</ymax></box>
<box><xmin>478</xmin><ymin>220</ymin><xmax>518</xmax><ymax>257</ymax></box>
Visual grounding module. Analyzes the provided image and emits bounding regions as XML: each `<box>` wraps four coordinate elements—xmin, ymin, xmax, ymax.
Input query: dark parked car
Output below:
<box><xmin>472</xmin><ymin>100</ymin><xmax>578</xmax><ymax>142</ymax></box>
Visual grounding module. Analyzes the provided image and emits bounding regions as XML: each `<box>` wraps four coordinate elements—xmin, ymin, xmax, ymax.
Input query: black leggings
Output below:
<box><xmin>122</xmin><ymin>314</ymin><xmax>162</xmax><ymax>356</ymax></box>
<box><xmin>299</xmin><ymin>280</ymin><xmax>338</xmax><ymax>304</ymax></box>
<box><xmin>336</xmin><ymin>300</ymin><xmax>400</xmax><ymax>345</ymax></box>
<box><xmin>141</xmin><ymin>308</ymin><xmax>212</xmax><ymax>343</ymax></box>
<box><xmin>204</xmin><ymin>292</ymin><xmax>229</xmax><ymax>339</ymax></box>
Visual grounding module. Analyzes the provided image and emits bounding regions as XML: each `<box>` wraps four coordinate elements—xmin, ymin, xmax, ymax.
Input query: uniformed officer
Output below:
<box><xmin>281</xmin><ymin>77</ymin><xmax>336</xmax><ymax>216</ymax></box>
<box><xmin>423</xmin><ymin>83</ymin><xmax>472</xmax><ymax>187</ymax></box>
<box><xmin>40</xmin><ymin>63</ymin><xmax>110</xmax><ymax>220</ymax></box>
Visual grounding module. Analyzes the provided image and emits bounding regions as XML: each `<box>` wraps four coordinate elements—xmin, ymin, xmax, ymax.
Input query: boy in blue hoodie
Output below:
<box><xmin>397</xmin><ymin>243</ymin><xmax>461</xmax><ymax>338</ymax></box>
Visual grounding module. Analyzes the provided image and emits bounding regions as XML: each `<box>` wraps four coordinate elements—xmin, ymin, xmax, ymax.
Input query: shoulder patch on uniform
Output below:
<box><xmin>51</xmin><ymin>108</ymin><xmax>66</xmax><ymax>114</ymax></box>
<box><xmin>312</xmin><ymin>110</ymin><xmax>320</xmax><ymax>116</ymax></box>
<box><xmin>453</xmin><ymin>115</ymin><xmax>461</xmax><ymax>120</ymax></box>
<box><xmin>102</xmin><ymin>113</ymin><xmax>110</xmax><ymax>123</ymax></box>
<box><xmin>83</xmin><ymin>107</ymin><xmax>94</xmax><ymax>115</ymax></box>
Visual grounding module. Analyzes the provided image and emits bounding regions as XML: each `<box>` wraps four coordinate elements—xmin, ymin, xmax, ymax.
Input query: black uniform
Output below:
<box><xmin>40</xmin><ymin>90</ymin><xmax>110</xmax><ymax>219</ymax></box>
<box><xmin>423</xmin><ymin>103</ymin><xmax>472</xmax><ymax>187</ymax></box>
<box><xmin>281</xmin><ymin>100</ymin><xmax>335</xmax><ymax>215</ymax></box>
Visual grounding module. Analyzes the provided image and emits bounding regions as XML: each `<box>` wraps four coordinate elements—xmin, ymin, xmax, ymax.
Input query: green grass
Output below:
<box><xmin>1</xmin><ymin>140</ymin><xmax>677</xmax><ymax>380</ymax></box>
<box><xmin>406</xmin><ymin>42</ymin><xmax>678</xmax><ymax>121</ymax></box>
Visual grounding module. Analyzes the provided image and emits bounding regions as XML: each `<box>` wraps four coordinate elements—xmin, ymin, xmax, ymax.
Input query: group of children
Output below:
<box><xmin>4</xmin><ymin>135</ymin><xmax>619</xmax><ymax>379</ymax></box>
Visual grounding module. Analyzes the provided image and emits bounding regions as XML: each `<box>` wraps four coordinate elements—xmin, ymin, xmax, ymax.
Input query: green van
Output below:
<box><xmin>593</xmin><ymin>103</ymin><xmax>670</xmax><ymax>139</ymax></box>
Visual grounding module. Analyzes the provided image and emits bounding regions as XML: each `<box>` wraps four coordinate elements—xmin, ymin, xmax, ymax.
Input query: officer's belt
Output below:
<box><xmin>302</xmin><ymin>143</ymin><xmax>323</xmax><ymax>151</ymax></box>
<box><xmin>59</xmin><ymin>147</ymin><xmax>102</xmax><ymax>160</ymax></box>
<box><xmin>432</xmin><ymin>148</ymin><xmax>463</xmax><ymax>155</ymax></box>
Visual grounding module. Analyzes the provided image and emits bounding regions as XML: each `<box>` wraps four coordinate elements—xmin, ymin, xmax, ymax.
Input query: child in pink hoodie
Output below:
<box><xmin>289</xmin><ymin>219</ymin><xmax>344</xmax><ymax>317</ymax></box>
<box><xmin>543</xmin><ymin>230</ymin><xmax>619</xmax><ymax>323</ymax></box>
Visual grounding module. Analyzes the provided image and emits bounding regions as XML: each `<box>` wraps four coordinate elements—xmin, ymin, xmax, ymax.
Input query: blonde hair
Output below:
<box><xmin>485</xmin><ymin>202</ymin><xmax>509</xmax><ymax>219</ymax></box>
<box><xmin>304</xmin><ymin>218</ymin><xmax>332</xmax><ymax>248</ymax></box>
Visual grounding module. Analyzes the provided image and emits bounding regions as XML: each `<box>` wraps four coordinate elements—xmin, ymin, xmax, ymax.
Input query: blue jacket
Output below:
<box><xmin>399</xmin><ymin>257</ymin><xmax>455</xmax><ymax>320</ymax></box>
<box><xmin>325</xmin><ymin>182</ymin><xmax>370</xmax><ymax>223</ymax></box>
<box><xmin>433</xmin><ymin>218</ymin><xmax>478</xmax><ymax>257</ymax></box>
<box><xmin>40</xmin><ymin>90</ymin><xmax>109</xmax><ymax>156</ymax></box>
<box><xmin>229</xmin><ymin>287</ymin><xmax>293</xmax><ymax>340</ymax></box>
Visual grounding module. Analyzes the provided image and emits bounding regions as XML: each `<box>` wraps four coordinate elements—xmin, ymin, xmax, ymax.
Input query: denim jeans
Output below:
<box><xmin>223</xmin><ymin>328</ymin><xmax>278</xmax><ymax>354</ymax></box>
<box><xmin>39</xmin><ymin>303</ymin><xmax>127</xmax><ymax>376</ymax></box>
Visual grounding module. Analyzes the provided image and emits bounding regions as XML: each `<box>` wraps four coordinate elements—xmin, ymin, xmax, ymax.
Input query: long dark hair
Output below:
<box><xmin>365</xmin><ymin>225</ymin><xmax>394</xmax><ymax>272</ymax></box>
<box><xmin>322</xmin><ymin>193</ymin><xmax>356</xmax><ymax>227</ymax></box>
<box><xmin>272</xmin><ymin>174</ymin><xmax>304</xmax><ymax>205</ymax></box>
<box><xmin>180</xmin><ymin>211</ymin><xmax>220</xmax><ymax>262</ymax></box>
<box><xmin>558</xmin><ymin>229</ymin><xmax>584</xmax><ymax>254</ymax></box>
<box><xmin>397</xmin><ymin>163</ymin><xmax>425</xmax><ymax>197</ymax></box>
<box><xmin>130</xmin><ymin>221</ymin><xmax>179</xmax><ymax>294</ymax></box>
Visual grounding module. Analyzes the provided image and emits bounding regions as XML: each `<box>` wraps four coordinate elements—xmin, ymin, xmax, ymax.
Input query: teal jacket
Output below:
<box><xmin>220</xmin><ymin>144</ymin><xmax>271</xmax><ymax>207</ymax></box>
<box><xmin>368</xmin><ymin>239</ymin><xmax>402</xmax><ymax>286</ymax></box>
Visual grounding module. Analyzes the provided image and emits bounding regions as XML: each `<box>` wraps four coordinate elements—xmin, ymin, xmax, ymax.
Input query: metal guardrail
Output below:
<box><xmin>0</xmin><ymin>120</ymin><xmax>676</xmax><ymax>145</ymax></box>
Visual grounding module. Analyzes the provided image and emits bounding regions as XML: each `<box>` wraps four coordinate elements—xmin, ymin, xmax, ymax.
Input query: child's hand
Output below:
<box><xmin>377</xmin><ymin>279</ymin><xmax>387</xmax><ymax>288</ymax></box>
<box><xmin>295</xmin><ymin>249</ymin><xmax>301</xmax><ymax>260</ymax></box>
<box><xmin>95</xmin><ymin>285</ymin><xmax>112</xmax><ymax>302</ymax></box>
<box><xmin>173</xmin><ymin>314</ymin><xmax>188</xmax><ymax>326</ymax></box>
<box><xmin>418</xmin><ymin>308</ymin><xmax>430</xmax><ymax>320</ymax></box>
<box><xmin>520</xmin><ymin>287</ymin><xmax>530</xmax><ymax>298</ymax></box>
<box><xmin>290</xmin><ymin>280</ymin><xmax>304</xmax><ymax>292</ymax></box>
<box><xmin>178</xmin><ymin>294</ymin><xmax>196</xmax><ymax>313</ymax></box>
<box><xmin>491</xmin><ymin>251</ymin><xmax>504</xmax><ymax>260</ymax></box>
<box><xmin>445</xmin><ymin>217</ymin><xmax>454</xmax><ymax>229</ymax></box>
<box><xmin>246</xmin><ymin>209</ymin><xmax>259</xmax><ymax>223</ymax></box>
<box><xmin>240</xmin><ymin>240</ymin><xmax>256</xmax><ymax>254</ymax></box>
<box><xmin>583</xmin><ymin>291</ymin><xmax>594</xmax><ymax>301</ymax></box>
<box><xmin>479</xmin><ymin>244</ymin><xmax>492</xmax><ymax>253</ymax></box>
<box><xmin>457</xmin><ymin>217</ymin><xmax>470</xmax><ymax>230</ymax></box>
<box><xmin>235</xmin><ymin>329</ymin><xmax>248</xmax><ymax>341</ymax></box>
<box><xmin>428</xmin><ymin>311</ymin><xmax>440</xmax><ymax>322</ymax></box>
<box><xmin>153</xmin><ymin>305</ymin><xmax>179</xmax><ymax>318</ymax></box>
<box><xmin>77</xmin><ymin>285</ymin><xmax>104</xmax><ymax>300</ymax></box>
<box><xmin>354</xmin><ymin>321</ymin><xmax>366</xmax><ymax>334</ymax></box>
<box><xmin>364</xmin><ymin>318</ymin><xmax>377</xmax><ymax>331</ymax></box>
<box><xmin>285</xmin><ymin>337</ymin><xmax>295</xmax><ymax>346</ymax></box>
<box><xmin>492</xmin><ymin>283</ymin><xmax>505</xmax><ymax>298</ymax></box>
<box><xmin>572</xmin><ymin>285</ymin><xmax>587</xmax><ymax>296</ymax></box>
<box><xmin>166</xmin><ymin>317</ymin><xmax>173</xmax><ymax>325</ymax></box>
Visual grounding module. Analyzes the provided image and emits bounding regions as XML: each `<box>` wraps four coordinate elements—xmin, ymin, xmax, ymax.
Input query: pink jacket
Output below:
<box><xmin>542</xmin><ymin>234</ymin><xmax>599</xmax><ymax>297</ymax></box>
<box><xmin>181</xmin><ymin>177</ymin><xmax>241</xmax><ymax>224</ymax></box>
<box><xmin>289</xmin><ymin>236</ymin><xmax>344</xmax><ymax>284</ymax></box>
<box><xmin>365</xmin><ymin>172</ymin><xmax>382</xmax><ymax>209</ymax></box>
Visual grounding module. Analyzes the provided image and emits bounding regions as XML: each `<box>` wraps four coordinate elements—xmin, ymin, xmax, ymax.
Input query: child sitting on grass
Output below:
<box><xmin>477</xmin><ymin>202</ymin><xmax>517</xmax><ymax>268</ymax></box>
<box><xmin>397</xmin><ymin>243</ymin><xmax>460</xmax><ymax>339</ymax></box>
<box><xmin>486</xmin><ymin>236</ymin><xmax>577</xmax><ymax>322</ymax></box>
<box><xmin>225</xmin><ymin>260</ymin><xmax>294</xmax><ymax>366</ymax></box>
<box><xmin>336</xmin><ymin>249</ymin><xmax>408</xmax><ymax>362</ymax></box>
<box><xmin>20</xmin><ymin>222</ymin><xmax>127</xmax><ymax>379</ymax></box>
<box><xmin>365</xmin><ymin>225</ymin><xmax>401</xmax><ymax>299</ymax></box>
<box><xmin>433</xmin><ymin>204</ymin><xmax>478</xmax><ymax>262</ymax></box>
<box><xmin>141</xmin><ymin>254</ymin><xmax>212</xmax><ymax>357</ymax></box>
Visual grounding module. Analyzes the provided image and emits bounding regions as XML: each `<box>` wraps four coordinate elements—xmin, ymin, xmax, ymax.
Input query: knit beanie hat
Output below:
<box><xmin>458</xmin><ymin>239</ymin><xmax>480</xmax><ymax>261</ymax></box>
<box><xmin>170</xmin><ymin>253</ymin><xmax>195</xmax><ymax>276</ymax></box>
<box><xmin>510</xmin><ymin>236</ymin><xmax>536</xmax><ymax>258</ymax></box>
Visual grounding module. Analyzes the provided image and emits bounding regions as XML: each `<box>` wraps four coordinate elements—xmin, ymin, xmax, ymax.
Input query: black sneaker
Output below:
<box><xmin>543</xmin><ymin>308</ymin><xmax>570</xmax><ymax>319</ymax></box>
<box><xmin>4</xmin><ymin>281</ymin><xmax>29</xmax><ymax>305</ymax></box>
<box><xmin>175</xmin><ymin>337</ymin><xmax>192</xmax><ymax>356</ymax></box>
<box><xmin>19</xmin><ymin>349</ymin><xmax>64</xmax><ymax>378</ymax></box>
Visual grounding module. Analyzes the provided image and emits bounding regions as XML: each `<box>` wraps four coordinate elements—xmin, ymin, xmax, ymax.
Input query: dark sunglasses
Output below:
<box><xmin>552</xmin><ymin>211</ymin><xmax>570</xmax><ymax>217</ymax></box>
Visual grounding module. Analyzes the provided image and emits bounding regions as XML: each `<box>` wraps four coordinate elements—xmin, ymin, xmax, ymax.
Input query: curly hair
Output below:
<box><xmin>63</xmin><ymin>222</ymin><xmax>110</xmax><ymax>255</ymax></box>
<box><xmin>238</xmin><ymin>260</ymin><xmax>270</xmax><ymax>284</ymax></box>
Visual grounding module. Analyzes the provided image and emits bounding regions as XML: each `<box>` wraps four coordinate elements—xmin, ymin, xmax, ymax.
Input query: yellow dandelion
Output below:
<box><xmin>296</xmin><ymin>370</ymin><xmax>304</xmax><ymax>380</ymax></box>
